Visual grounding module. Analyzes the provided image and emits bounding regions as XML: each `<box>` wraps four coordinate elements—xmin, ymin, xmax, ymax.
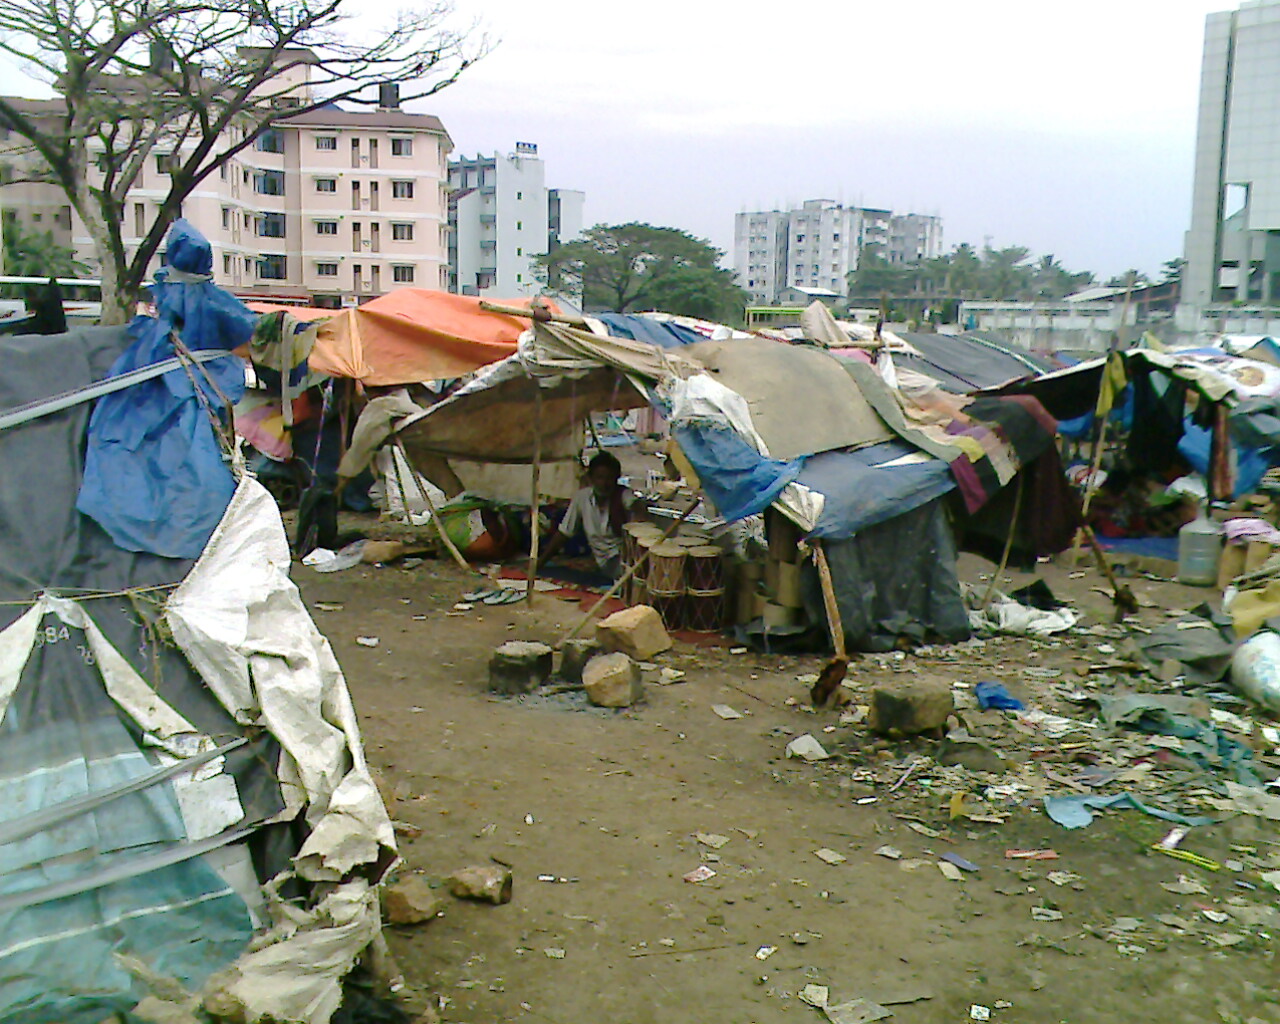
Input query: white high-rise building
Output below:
<box><xmin>1183</xmin><ymin>0</ymin><xmax>1280</xmax><ymax>320</ymax></box>
<box><xmin>448</xmin><ymin>143</ymin><xmax>583</xmax><ymax>298</ymax></box>
<box><xmin>734</xmin><ymin>200</ymin><xmax>942</xmax><ymax>305</ymax></box>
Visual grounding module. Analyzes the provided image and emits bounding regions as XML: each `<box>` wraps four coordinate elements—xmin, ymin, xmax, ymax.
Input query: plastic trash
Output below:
<box><xmin>1230</xmin><ymin>631</ymin><xmax>1280</xmax><ymax>713</ymax></box>
<box><xmin>1177</xmin><ymin>508</ymin><xmax>1222</xmax><ymax>585</ymax></box>
<box><xmin>975</xmin><ymin>681</ymin><xmax>1025</xmax><ymax>711</ymax></box>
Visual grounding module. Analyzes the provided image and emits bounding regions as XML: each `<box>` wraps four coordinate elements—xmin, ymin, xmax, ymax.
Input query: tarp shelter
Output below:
<box><xmin>309</xmin><ymin>289</ymin><xmax>560</xmax><ymax>385</ymax></box>
<box><xmin>388</xmin><ymin>320</ymin><xmax>1071</xmax><ymax>650</ymax></box>
<box><xmin>0</xmin><ymin>222</ymin><xmax>392</xmax><ymax>1024</ymax></box>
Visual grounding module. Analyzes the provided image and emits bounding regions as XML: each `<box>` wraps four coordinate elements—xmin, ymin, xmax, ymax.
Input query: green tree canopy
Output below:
<box><xmin>2</xmin><ymin>216</ymin><xmax>87</xmax><ymax>278</ymax></box>
<box><xmin>536</xmin><ymin>223</ymin><xmax>746</xmax><ymax>323</ymax></box>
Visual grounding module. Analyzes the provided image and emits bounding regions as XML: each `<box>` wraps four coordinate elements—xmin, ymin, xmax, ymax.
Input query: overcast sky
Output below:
<box><xmin>0</xmin><ymin>0</ymin><xmax>1234</xmax><ymax>280</ymax></box>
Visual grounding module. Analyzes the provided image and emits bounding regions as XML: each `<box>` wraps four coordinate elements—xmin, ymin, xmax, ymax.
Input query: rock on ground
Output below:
<box><xmin>383</xmin><ymin>875</ymin><xmax>446</xmax><ymax>926</ymax></box>
<box><xmin>488</xmin><ymin>640</ymin><xmax>553</xmax><ymax>694</ymax></box>
<box><xmin>558</xmin><ymin>637</ymin><xmax>601</xmax><ymax>684</ymax></box>
<box><xmin>595</xmin><ymin>605</ymin><xmax>671</xmax><ymax>660</ymax></box>
<box><xmin>868</xmin><ymin>679</ymin><xmax>954</xmax><ymax>736</ymax></box>
<box><xmin>582</xmin><ymin>652</ymin><xmax>644</xmax><ymax>708</ymax></box>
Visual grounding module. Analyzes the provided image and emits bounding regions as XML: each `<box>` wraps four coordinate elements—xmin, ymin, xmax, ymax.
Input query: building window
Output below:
<box><xmin>244</xmin><ymin>257</ymin><xmax>252</xmax><ymax>272</ymax></box>
<box><xmin>221</xmin><ymin>207</ymin><xmax>230</xmax><ymax>229</ymax></box>
<box><xmin>316</xmin><ymin>220</ymin><xmax>338</xmax><ymax>235</ymax></box>
<box><xmin>391</xmin><ymin>180</ymin><xmax>414</xmax><ymax>199</ymax></box>
<box><xmin>254</xmin><ymin>169</ymin><xmax>285</xmax><ymax>195</ymax></box>
<box><xmin>134</xmin><ymin>203</ymin><xmax>146</xmax><ymax>236</ymax></box>
<box><xmin>516</xmin><ymin>247</ymin><xmax>522</xmax><ymax>256</ymax></box>
<box><xmin>391</xmin><ymin>222</ymin><xmax>414</xmax><ymax>241</ymax></box>
<box><xmin>223</xmin><ymin>254</ymin><xmax>231</xmax><ymax>273</ymax></box>
<box><xmin>315</xmin><ymin>135</ymin><xmax>338</xmax><ymax>151</ymax></box>
<box><xmin>391</xmin><ymin>137</ymin><xmax>412</xmax><ymax>156</ymax></box>
<box><xmin>315</xmin><ymin>177</ymin><xmax>337</xmax><ymax>193</ymax></box>
<box><xmin>392</xmin><ymin>264</ymin><xmax>415</xmax><ymax>283</ymax></box>
<box><xmin>258</xmin><ymin>212</ymin><xmax>286</xmax><ymax>238</ymax></box>
<box><xmin>155</xmin><ymin>153</ymin><xmax>174</xmax><ymax>174</ymax></box>
<box><xmin>219</xmin><ymin>164</ymin><xmax>228</xmax><ymax>181</ymax></box>
<box><xmin>255</xmin><ymin>129</ymin><xmax>285</xmax><ymax>154</ymax></box>
<box><xmin>316</xmin><ymin>262</ymin><xmax>339</xmax><ymax>276</ymax></box>
<box><xmin>257</xmin><ymin>255</ymin><xmax>287</xmax><ymax>279</ymax></box>
<box><xmin>516</xmin><ymin>220</ymin><xmax>522</xmax><ymax>230</ymax></box>
<box><xmin>516</xmin><ymin>191</ymin><xmax>523</xmax><ymax>200</ymax></box>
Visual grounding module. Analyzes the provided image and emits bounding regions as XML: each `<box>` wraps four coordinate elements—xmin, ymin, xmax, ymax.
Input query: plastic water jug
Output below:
<box><xmin>1177</xmin><ymin>509</ymin><xmax>1221</xmax><ymax>586</ymax></box>
<box><xmin>1231</xmin><ymin>631</ymin><xmax>1280</xmax><ymax>713</ymax></box>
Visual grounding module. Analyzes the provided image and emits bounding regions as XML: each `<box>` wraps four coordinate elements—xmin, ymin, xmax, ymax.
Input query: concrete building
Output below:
<box><xmin>0</xmin><ymin>51</ymin><xmax>453</xmax><ymax>307</ymax></box>
<box><xmin>734</xmin><ymin>200</ymin><xmax>942</xmax><ymax>305</ymax></box>
<box><xmin>447</xmin><ymin>143</ymin><xmax>583</xmax><ymax>298</ymax></box>
<box><xmin>1181</xmin><ymin>0</ymin><xmax>1280</xmax><ymax>334</ymax></box>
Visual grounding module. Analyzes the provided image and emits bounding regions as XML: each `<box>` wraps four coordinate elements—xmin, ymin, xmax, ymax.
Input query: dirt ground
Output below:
<box><xmin>298</xmin><ymin>541</ymin><xmax>1280</xmax><ymax>1024</ymax></box>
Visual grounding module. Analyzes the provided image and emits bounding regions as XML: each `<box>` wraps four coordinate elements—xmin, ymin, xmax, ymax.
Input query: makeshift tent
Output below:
<box><xmin>310</xmin><ymin>289</ymin><xmax>560</xmax><ymax>385</ymax></box>
<box><xmin>383</xmin><ymin>320</ymin><xmax>1071</xmax><ymax>650</ymax></box>
<box><xmin>0</xmin><ymin>223</ymin><xmax>392</xmax><ymax>1024</ymax></box>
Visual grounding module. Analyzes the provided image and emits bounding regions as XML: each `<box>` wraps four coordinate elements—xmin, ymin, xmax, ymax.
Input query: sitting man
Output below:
<box><xmin>538</xmin><ymin>452</ymin><xmax>640</xmax><ymax>579</ymax></box>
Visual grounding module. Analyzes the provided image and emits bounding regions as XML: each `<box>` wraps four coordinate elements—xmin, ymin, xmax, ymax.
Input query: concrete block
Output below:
<box><xmin>383</xmin><ymin>875</ymin><xmax>445</xmax><ymax>926</ymax></box>
<box><xmin>448</xmin><ymin>865</ymin><xmax>513</xmax><ymax>905</ymax></box>
<box><xmin>558</xmin><ymin>637</ymin><xmax>601</xmax><ymax>684</ymax></box>
<box><xmin>488</xmin><ymin>640</ymin><xmax>553</xmax><ymax>694</ymax></box>
<box><xmin>868</xmin><ymin>679</ymin><xmax>954</xmax><ymax>736</ymax></box>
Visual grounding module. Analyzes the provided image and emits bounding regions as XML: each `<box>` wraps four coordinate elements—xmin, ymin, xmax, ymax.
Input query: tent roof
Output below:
<box><xmin>309</xmin><ymin>290</ymin><xmax>559</xmax><ymax>385</ymax></box>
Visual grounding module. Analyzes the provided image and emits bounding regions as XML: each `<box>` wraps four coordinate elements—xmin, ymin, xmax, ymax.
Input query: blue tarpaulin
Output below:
<box><xmin>672</xmin><ymin>423</ymin><xmax>803</xmax><ymax>522</ymax></box>
<box><xmin>77</xmin><ymin>221</ymin><xmax>255</xmax><ymax>558</ymax></box>
<box><xmin>594</xmin><ymin>313</ymin><xmax>707</xmax><ymax>350</ymax></box>
<box><xmin>1179</xmin><ymin>417</ymin><xmax>1271</xmax><ymax>498</ymax></box>
<box><xmin>796</xmin><ymin>441</ymin><xmax>955</xmax><ymax>538</ymax></box>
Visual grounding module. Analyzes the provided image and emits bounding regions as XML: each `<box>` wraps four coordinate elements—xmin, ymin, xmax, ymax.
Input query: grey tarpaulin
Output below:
<box><xmin>800</xmin><ymin>501</ymin><xmax>971</xmax><ymax>652</ymax></box>
<box><xmin>0</xmin><ymin>323</ymin><xmax>393</xmax><ymax>1023</ymax></box>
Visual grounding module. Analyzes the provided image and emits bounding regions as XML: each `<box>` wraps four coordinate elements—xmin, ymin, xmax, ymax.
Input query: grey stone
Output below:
<box><xmin>383</xmin><ymin>875</ymin><xmax>445</xmax><ymax>925</ymax></box>
<box><xmin>558</xmin><ymin>637</ymin><xmax>601</xmax><ymax>684</ymax></box>
<box><xmin>488</xmin><ymin>641</ymin><xmax>553</xmax><ymax>694</ymax></box>
<box><xmin>582</xmin><ymin>652</ymin><xmax>644</xmax><ymax>708</ymax></box>
<box><xmin>869</xmin><ymin>679</ymin><xmax>954</xmax><ymax>736</ymax></box>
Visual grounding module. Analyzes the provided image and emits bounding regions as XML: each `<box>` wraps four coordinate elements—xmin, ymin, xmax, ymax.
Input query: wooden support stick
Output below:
<box><xmin>813</xmin><ymin>542</ymin><xmax>846</xmax><ymax>662</ymax></box>
<box><xmin>526</xmin><ymin>386</ymin><xmax>544</xmax><ymax>605</ymax></box>
<box><xmin>392</xmin><ymin>442</ymin><xmax>471</xmax><ymax>573</ymax></box>
<box><xmin>557</xmin><ymin>499</ymin><xmax>701</xmax><ymax>646</ymax></box>
<box><xmin>479</xmin><ymin>299</ymin><xmax>588</xmax><ymax>327</ymax></box>
<box><xmin>980</xmin><ymin>474</ymin><xmax>1025</xmax><ymax>613</ymax></box>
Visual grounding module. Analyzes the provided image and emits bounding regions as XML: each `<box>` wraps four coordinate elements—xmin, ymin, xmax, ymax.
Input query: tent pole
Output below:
<box><xmin>980</xmin><ymin>474</ymin><xmax>1025</xmax><ymax>613</ymax></box>
<box><xmin>392</xmin><ymin>441</ymin><xmax>471</xmax><ymax>573</ymax></box>
<box><xmin>526</xmin><ymin>385</ymin><xmax>544</xmax><ymax>605</ymax></box>
<box><xmin>557</xmin><ymin>498</ymin><xmax>701</xmax><ymax>646</ymax></box>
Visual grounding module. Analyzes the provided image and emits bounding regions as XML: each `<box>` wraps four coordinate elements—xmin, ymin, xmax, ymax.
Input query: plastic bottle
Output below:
<box><xmin>1177</xmin><ymin>506</ymin><xmax>1222</xmax><ymax>586</ymax></box>
<box><xmin>1231</xmin><ymin>631</ymin><xmax>1280</xmax><ymax>713</ymax></box>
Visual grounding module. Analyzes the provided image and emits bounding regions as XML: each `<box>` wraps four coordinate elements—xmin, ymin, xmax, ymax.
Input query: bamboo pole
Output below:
<box><xmin>392</xmin><ymin>441</ymin><xmax>471</xmax><ymax>573</ymax></box>
<box><xmin>526</xmin><ymin>386</ymin><xmax>544</xmax><ymax>605</ymax></box>
<box><xmin>813</xmin><ymin>542</ymin><xmax>846</xmax><ymax>661</ymax></box>
<box><xmin>479</xmin><ymin>299</ymin><xmax>589</xmax><ymax>328</ymax></box>
<box><xmin>980</xmin><ymin>474</ymin><xmax>1025</xmax><ymax>613</ymax></box>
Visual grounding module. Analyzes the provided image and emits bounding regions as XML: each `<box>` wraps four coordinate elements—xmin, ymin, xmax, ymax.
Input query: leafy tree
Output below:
<box><xmin>0</xmin><ymin>1</ymin><xmax>484</xmax><ymax>323</ymax></box>
<box><xmin>535</xmin><ymin>223</ymin><xmax>747</xmax><ymax>323</ymax></box>
<box><xmin>1</xmin><ymin>216</ymin><xmax>88</xmax><ymax>278</ymax></box>
<box><xmin>1159</xmin><ymin>258</ymin><xmax>1186</xmax><ymax>286</ymax></box>
<box><xmin>1106</xmin><ymin>269</ymin><xmax>1151</xmax><ymax>289</ymax></box>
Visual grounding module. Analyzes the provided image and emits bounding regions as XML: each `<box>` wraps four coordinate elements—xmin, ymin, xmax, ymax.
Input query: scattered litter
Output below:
<box><xmin>314</xmin><ymin>601</ymin><xmax>344</xmax><ymax>612</ymax></box>
<box><xmin>938</xmin><ymin>861</ymin><xmax>964</xmax><ymax>882</ymax></box>
<box><xmin>800</xmin><ymin>984</ymin><xmax>830</xmax><ymax>1008</ymax></box>
<box><xmin>1203</xmin><ymin>909</ymin><xmax>1230</xmax><ymax>924</ymax></box>
<box><xmin>1030</xmin><ymin>907</ymin><xmax>1064</xmax><ymax>922</ymax></box>
<box><xmin>696</xmin><ymin>832</ymin><xmax>731</xmax><ymax>850</ymax></box>
<box><xmin>1047</xmin><ymin>871</ymin><xmax>1080</xmax><ymax>887</ymax></box>
<box><xmin>1044</xmin><ymin>792</ymin><xmax>1213</xmax><ymax>830</ymax></box>
<box><xmin>729</xmin><ymin>646</ymin><xmax>748</xmax><ymax>655</ymax></box>
<box><xmin>712</xmin><ymin>704</ymin><xmax>744</xmax><ymax>720</ymax></box>
<box><xmin>1224</xmin><ymin>780</ymin><xmax>1280</xmax><ymax>821</ymax></box>
<box><xmin>1154</xmin><ymin>848</ymin><xmax>1221</xmax><ymax>871</ymax></box>
<box><xmin>754</xmin><ymin>945</ymin><xmax>777</xmax><ymax>960</ymax></box>
<box><xmin>1005</xmin><ymin>849</ymin><xmax>1058</xmax><ymax>861</ymax></box>
<box><xmin>657</xmin><ymin>667</ymin><xmax>687</xmax><ymax>685</ymax></box>
<box><xmin>1157</xmin><ymin>827</ymin><xmax>1189</xmax><ymax>850</ymax></box>
<box><xmin>824</xmin><ymin>998</ymin><xmax>893</xmax><ymax>1024</ymax></box>
<box><xmin>543</xmin><ymin>948</ymin><xmax>565</xmax><ymax>960</ymax></box>
<box><xmin>355</xmin><ymin>636</ymin><xmax>380</xmax><ymax>648</ymax></box>
<box><xmin>1017</xmin><ymin>709</ymin><xmax>1086</xmax><ymax>738</ymax></box>
<box><xmin>855</xmin><ymin>796</ymin><xmax>877</xmax><ymax>805</ymax></box>
<box><xmin>975</xmin><ymin>680</ymin><xmax>1024</xmax><ymax>711</ymax></box>
<box><xmin>683</xmin><ymin>865</ymin><xmax>716</xmax><ymax>883</ymax></box>
<box><xmin>1161</xmin><ymin>875</ymin><xmax>1208</xmax><ymax>895</ymax></box>
<box><xmin>303</xmin><ymin>541</ymin><xmax>366</xmax><ymax>573</ymax></box>
<box><xmin>814</xmin><ymin>848</ymin><xmax>847</xmax><ymax>865</ymax></box>
<box><xmin>970</xmin><ymin>1007</ymin><xmax>991</xmax><ymax>1023</ymax></box>
<box><xmin>940</xmin><ymin>852</ymin><xmax>979</xmax><ymax>873</ymax></box>
<box><xmin>536</xmin><ymin>874</ymin><xmax>577</xmax><ymax>884</ymax></box>
<box><xmin>904</xmin><ymin>821</ymin><xmax>941</xmax><ymax>838</ymax></box>
<box><xmin>786</xmin><ymin>734</ymin><xmax>831</xmax><ymax>762</ymax></box>
<box><xmin>874</xmin><ymin>846</ymin><xmax>902</xmax><ymax>860</ymax></box>
<box><xmin>1262</xmin><ymin>870</ymin><xmax>1280</xmax><ymax>892</ymax></box>
<box><xmin>524</xmin><ymin>813</ymin><xmax>535</xmax><ymax>825</ymax></box>
<box><xmin>452</xmin><ymin>602</ymin><xmax>475</xmax><ymax>612</ymax></box>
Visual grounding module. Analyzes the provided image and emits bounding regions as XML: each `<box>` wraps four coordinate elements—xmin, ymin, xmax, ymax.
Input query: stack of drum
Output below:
<box><xmin>621</xmin><ymin>523</ymin><xmax>725</xmax><ymax>633</ymax></box>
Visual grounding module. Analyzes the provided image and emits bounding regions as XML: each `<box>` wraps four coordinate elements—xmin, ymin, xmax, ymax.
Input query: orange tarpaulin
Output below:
<box><xmin>309</xmin><ymin>290</ymin><xmax>560</xmax><ymax>385</ymax></box>
<box><xmin>245</xmin><ymin>302</ymin><xmax>338</xmax><ymax>322</ymax></box>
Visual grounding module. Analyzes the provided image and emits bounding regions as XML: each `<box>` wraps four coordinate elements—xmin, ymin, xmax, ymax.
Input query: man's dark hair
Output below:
<box><xmin>588</xmin><ymin>451</ymin><xmax>622</xmax><ymax>477</ymax></box>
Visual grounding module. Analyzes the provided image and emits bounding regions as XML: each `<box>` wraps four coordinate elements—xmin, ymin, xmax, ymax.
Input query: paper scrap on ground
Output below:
<box><xmin>1044</xmin><ymin>792</ymin><xmax>1216</xmax><ymax>830</ymax></box>
<box><xmin>712</xmin><ymin>704</ymin><xmax>744</xmax><ymax>720</ymax></box>
<box><xmin>786</xmin><ymin>734</ymin><xmax>831</xmax><ymax>761</ymax></box>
